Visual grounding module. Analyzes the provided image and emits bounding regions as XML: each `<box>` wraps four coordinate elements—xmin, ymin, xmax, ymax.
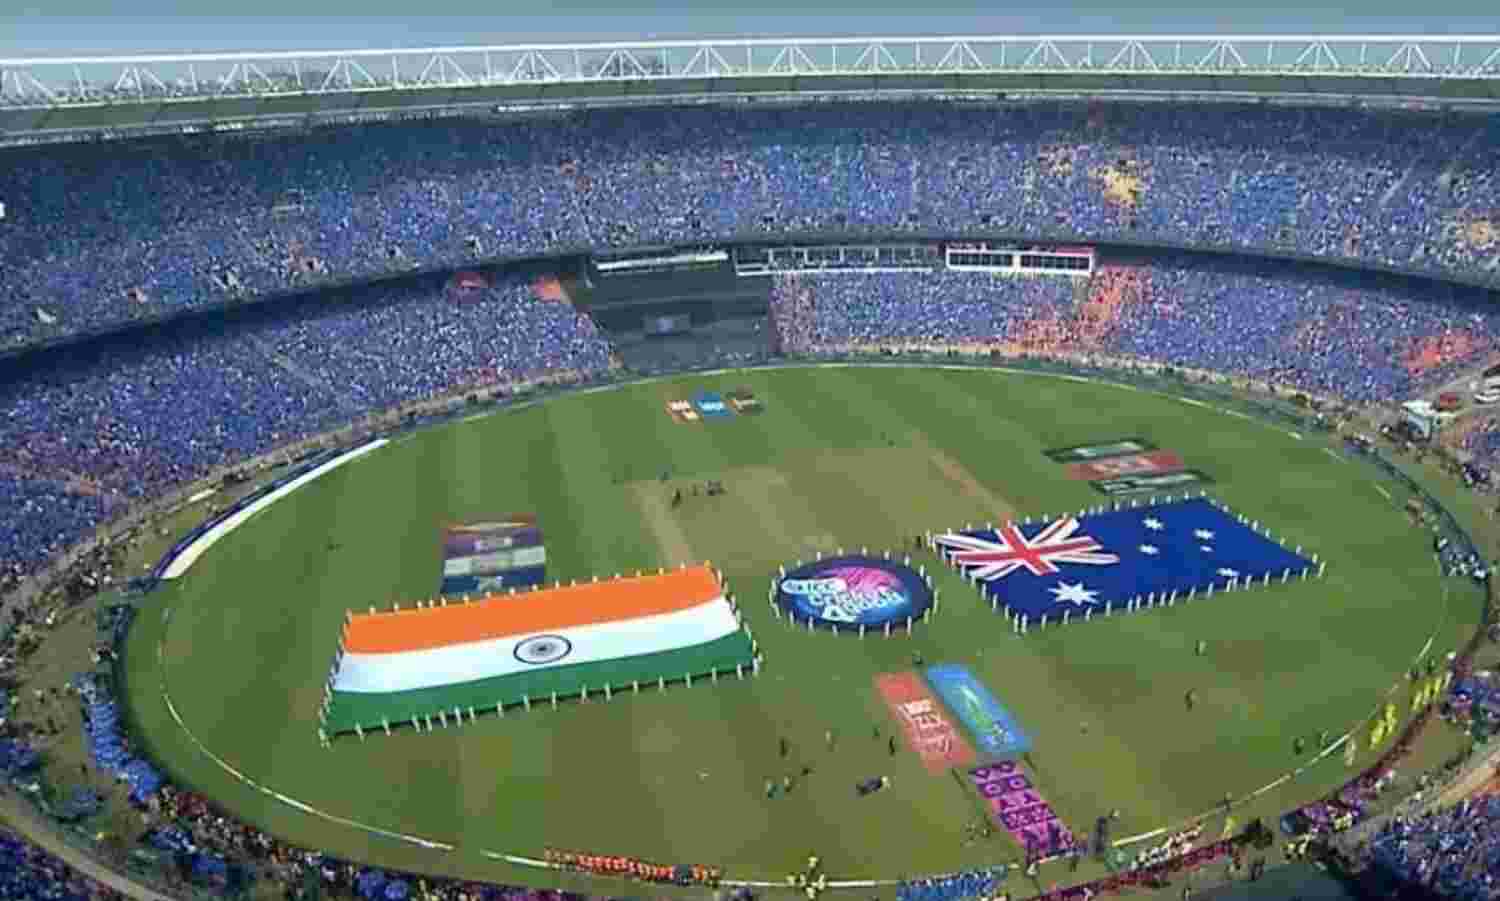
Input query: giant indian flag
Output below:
<box><xmin>323</xmin><ymin>565</ymin><xmax>754</xmax><ymax>735</ymax></box>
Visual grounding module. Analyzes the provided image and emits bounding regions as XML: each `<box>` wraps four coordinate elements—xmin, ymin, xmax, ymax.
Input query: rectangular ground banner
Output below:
<box><xmin>442</xmin><ymin>546</ymin><xmax>547</xmax><ymax>577</ymax></box>
<box><xmin>692</xmin><ymin>391</ymin><xmax>734</xmax><ymax>419</ymax></box>
<box><xmin>1066</xmin><ymin>450</ymin><xmax>1184</xmax><ymax>482</ymax></box>
<box><xmin>443</xmin><ymin>521</ymin><xmax>538</xmax><ymax>556</ymax></box>
<box><xmin>665</xmin><ymin>400</ymin><xmax>700</xmax><ymax>423</ymax></box>
<box><xmin>440</xmin><ymin>520</ymin><xmax>545</xmax><ymax>596</ymax></box>
<box><xmin>924</xmin><ymin>664</ymin><xmax>1032</xmax><ymax>758</ymax></box>
<box><xmin>934</xmin><ymin>497</ymin><xmax>1315</xmax><ymax>623</ymax></box>
<box><xmin>970</xmin><ymin>762</ymin><xmax>1075</xmax><ymax>858</ymax></box>
<box><xmin>1091</xmin><ymin>469</ymin><xmax>1213</xmax><ymax>496</ymax></box>
<box><xmin>438</xmin><ymin>568</ymin><xmax>548</xmax><ymax>595</ymax></box>
<box><xmin>326</xmin><ymin>565</ymin><xmax>754</xmax><ymax>735</ymax></box>
<box><xmin>726</xmin><ymin>389</ymin><xmax>763</xmax><ymax>415</ymax></box>
<box><xmin>874</xmin><ymin>671</ymin><xmax>975</xmax><ymax>773</ymax></box>
<box><xmin>1044</xmin><ymin>438</ymin><xmax>1157</xmax><ymax>464</ymax></box>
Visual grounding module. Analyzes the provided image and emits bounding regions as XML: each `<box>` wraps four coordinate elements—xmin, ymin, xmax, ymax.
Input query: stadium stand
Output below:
<box><xmin>770</xmin><ymin>257</ymin><xmax>1500</xmax><ymax>405</ymax></box>
<box><xmin>0</xmin><ymin>828</ymin><xmax>124</xmax><ymax>901</ymax></box>
<box><xmin>1363</xmin><ymin>794</ymin><xmax>1500</xmax><ymax>900</ymax></box>
<box><xmin>0</xmin><ymin>272</ymin><xmax>614</xmax><ymax>586</ymax></box>
<box><xmin>3</xmin><ymin>104</ymin><xmax>1500</xmax><ymax>351</ymax></box>
<box><xmin>3</xmin><ymin>89</ymin><xmax>1500</xmax><ymax>901</ymax></box>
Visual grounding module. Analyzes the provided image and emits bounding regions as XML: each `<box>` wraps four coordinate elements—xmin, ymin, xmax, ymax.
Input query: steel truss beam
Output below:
<box><xmin>3</xmin><ymin>34</ymin><xmax>1499</xmax><ymax>111</ymax></box>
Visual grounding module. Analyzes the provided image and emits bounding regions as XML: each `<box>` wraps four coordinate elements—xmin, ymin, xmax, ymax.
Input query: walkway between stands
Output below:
<box><xmin>0</xmin><ymin>788</ymin><xmax>176</xmax><ymax>901</ymax></box>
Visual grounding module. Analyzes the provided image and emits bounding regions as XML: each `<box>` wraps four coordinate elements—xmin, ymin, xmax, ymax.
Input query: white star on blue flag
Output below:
<box><xmin>1048</xmin><ymin>581</ymin><xmax>1099</xmax><ymax>606</ymax></box>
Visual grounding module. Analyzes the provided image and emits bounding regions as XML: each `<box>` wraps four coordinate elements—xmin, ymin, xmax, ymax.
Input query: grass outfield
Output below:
<box><xmin>122</xmin><ymin>366</ymin><xmax>1484</xmax><ymax>888</ymax></box>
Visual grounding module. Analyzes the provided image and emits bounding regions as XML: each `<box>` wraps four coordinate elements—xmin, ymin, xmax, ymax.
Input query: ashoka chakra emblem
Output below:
<box><xmin>513</xmin><ymin>635</ymin><xmax>573</xmax><ymax>665</ymax></box>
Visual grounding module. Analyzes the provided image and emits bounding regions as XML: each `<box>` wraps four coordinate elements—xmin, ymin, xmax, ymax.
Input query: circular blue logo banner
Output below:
<box><xmin>776</xmin><ymin>555</ymin><xmax>933</xmax><ymax>629</ymax></box>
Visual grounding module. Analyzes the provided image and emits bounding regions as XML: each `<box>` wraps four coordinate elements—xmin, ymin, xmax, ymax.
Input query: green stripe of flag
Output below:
<box><xmin>324</xmin><ymin>632</ymin><xmax>754</xmax><ymax>734</ymax></box>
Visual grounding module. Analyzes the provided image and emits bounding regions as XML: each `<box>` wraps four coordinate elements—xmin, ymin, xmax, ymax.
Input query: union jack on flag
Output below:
<box><xmin>935</xmin><ymin>518</ymin><xmax>1119</xmax><ymax>581</ymax></box>
<box><xmin>931</xmin><ymin>499</ymin><xmax>1318</xmax><ymax>623</ymax></box>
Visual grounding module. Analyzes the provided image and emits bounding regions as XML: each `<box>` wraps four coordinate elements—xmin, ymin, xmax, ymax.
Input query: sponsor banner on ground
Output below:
<box><xmin>726</xmin><ymin>388</ymin><xmax>763</xmax><ymax>415</ymax></box>
<box><xmin>692</xmin><ymin>391</ymin><xmax>734</xmax><ymax>419</ymax></box>
<box><xmin>1044</xmin><ymin>438</ymin><xmax>1158</xmax><ymax>464</ymax></box>
<box><xmin>874</xmin><ymin>671</ymin><xmax>975</xmax><ymax>773</ymax></box>
<box><xmin>443</xmin><ymin>526</ymin><xmax>541</xmax><ymax>557</ymax></box>
<box><xmin>775</xmin><ymin>555</ymin><xmax>933</xmax><ymax>629</ymax></box>
<box><xmin>327</xmin><ymin>565</ymin><xmax>752</xmax><ymax>734</ymax></box>
<box><xmin>442</xmin><ymin>545</ymin><xmax>548</xmax><ymax>577</ymax></box>
<box><xmin>440</xmin><ymin>567</ymin><xmax>548</xmax><ymax>596</ymax></box>
<box><xmin>1091</xmin><ymin>469</ymin><xmax>1213</xmax><ymax>496</ymax></box>
<box><xmin>933</xmin><ymin>497</ymin><xmax>1313</xmax><ymax>622</ymax></box>
<box><xmin>441</xmin><ymin>519</ymin><xmax>545</xmax><ymax>594</ymax></box>
<box><xmin>970</xmin><ymin>762</ymin><xmax>1075</xmax><ymax>857</ymax></box>
<box><xmin>448</xmin><ymin>516</ymin><xmax>536</xmax><ymax>530</ymax></box>
<box><xmin>924</xmin><ymin>664</ymin><xmax>1032</xmax><ymax>758</ymax></box>
<box><xmin>1066</xmin><ymin>450</ymin><xmax>1185</xmax><ymax>482</ymax></box>
<box><xmin>665</xmin><ymin>400</ymin><xmax>700</xmax><ymax>423</ymax></box>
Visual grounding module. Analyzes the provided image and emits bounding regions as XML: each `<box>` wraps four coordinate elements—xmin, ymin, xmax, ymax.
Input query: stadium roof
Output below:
<box><xmin>3</xmin><ymin>34</ymin><xmax>1500</xmax><ymax>144</ymax></box>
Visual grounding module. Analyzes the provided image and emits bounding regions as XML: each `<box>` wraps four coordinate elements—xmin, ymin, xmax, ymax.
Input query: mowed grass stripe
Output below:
<box><xmin>616</xmin><ymin>383</ymin><xmax>876</xmax><ymax>864</ymax></box>
<box><xmin>274</xmin><ymin>437</ymin><xmax>467</xmax><ymax>844</ymax></box>
<box><xmin>825</xmin><ymin>370</ymin><xmax>1179</xmax><ymax>826</ymax></box>
<box><xmin>659</xmin><ymin>372</ymin><xmax>996</xmax><ymax>868</ymax></box>
<box><xmin>121</xmin><ymin>367</ymin><xmax>1484</xmax><ymax>885</ymax></box>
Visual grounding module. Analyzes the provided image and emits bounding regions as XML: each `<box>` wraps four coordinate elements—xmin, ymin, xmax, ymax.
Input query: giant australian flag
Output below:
<box><xmin>934</xmin><ymin>497</ymin><xmax>1316</xmax><ymax>622</ymax></box>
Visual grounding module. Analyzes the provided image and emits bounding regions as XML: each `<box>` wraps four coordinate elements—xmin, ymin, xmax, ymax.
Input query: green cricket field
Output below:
<box><xmin>122</xmin><ymin>365</ymin><xmax>1484</xmax><ymax>890</ymax></box>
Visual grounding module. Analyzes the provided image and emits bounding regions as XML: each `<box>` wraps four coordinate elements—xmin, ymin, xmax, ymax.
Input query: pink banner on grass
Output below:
<box><xmin>970</xmin><ymin>761</ymin><xmax>1075</xmax><ymax>857</ymax></box>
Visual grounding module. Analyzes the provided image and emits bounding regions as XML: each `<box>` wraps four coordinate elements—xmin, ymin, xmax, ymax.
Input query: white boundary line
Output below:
<box><xmin>1112</xmin><ymin>614</ymin><xmax>1445</xmax><ymax>849</ymax></box>
<box><xmin>157</xmin><ymin>620</ymin><xmax>455</xmax><ymax>851</ymax></box>
<box><xmin>160</xmin><ymin>439</ymin><xmax>388</xmax><ymax>579</ymax></box>
<box><xmin>141</xmin><ymin>361</ymin><xmax>1403</xmax><ymax>884</ymax></box>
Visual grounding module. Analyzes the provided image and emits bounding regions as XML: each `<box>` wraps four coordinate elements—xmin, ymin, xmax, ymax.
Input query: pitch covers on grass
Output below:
<box><xmin>322</xmin><ymin>565</ymin><xmax>755</xmax><ymax>736</ymax></box>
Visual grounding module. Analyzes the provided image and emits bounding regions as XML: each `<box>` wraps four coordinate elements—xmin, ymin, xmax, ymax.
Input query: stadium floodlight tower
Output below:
<box><xmin>2</xmin><ymin>33</ymin><xmax>1500</xmax><ymax>146</ymax></box>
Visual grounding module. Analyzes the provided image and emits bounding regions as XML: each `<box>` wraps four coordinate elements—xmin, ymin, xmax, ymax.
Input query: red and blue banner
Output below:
<box><xmin>1066</xmin><ymin>450</ymin><xmax>1184</xmax><ymax>481</ymax></box>
<box><xmin>875</xmin><ymin>672</ymin><xmax>975</xmax><ymax>774</ymax></box>
<box><xmin>440</xmin><ymin>519</ymin><xmax>545</xmax><ymax>596</ymax></box>
<box><xmin>934</xmin><ymin>497</ymin><xmax>1315</xmax><ymax>622</ymax></box>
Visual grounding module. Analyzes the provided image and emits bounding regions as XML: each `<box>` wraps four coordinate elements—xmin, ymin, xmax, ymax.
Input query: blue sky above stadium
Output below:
<box><xmin>0</xmin><ymin>0</ymin><xmax>1493</xmax><ymax>55</ymax></box>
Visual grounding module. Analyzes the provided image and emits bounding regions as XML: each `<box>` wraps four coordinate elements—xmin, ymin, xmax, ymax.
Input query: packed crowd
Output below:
<box><xmin>771</xmin><ymin>257</ymin><xmax>1500</xmax><ymax>405</ymax></box>
<box><xmin>0</xmin><ymin>830</ymin><xmax>123</xmax><ymax>901</ymax></box>
<box><xmin>771</xmin><ymin>270</ymin><xmax>1077</xmax><ymax>349</ymax></box>
<box><xmin>896</xmin><ymin>867</ymin><xmax>1006</xmax><ymax>901</ymax></box>
<box><xmin>1</xmin><ymin>131</ymin><xmax>1498</xmax><ymax>895</ymax></box>
<box><xmin>71</xmin><ymin>673</ymin><xmax>163</xmax><ymax>804</ymax></box>
<box><xmin>1366</xmin><ymin>794</ymin><xmax>1500</xmax><ymax>901</ymax></box>
<box><xmin>0</xmin><ymin>272</ymin><xmax>614</xmax><ymax>587</ymax></box>
<box><xmin>3</xmin><ymin>103</ymin><xmax>1499</xmax><ymax>349</ymax></box>
<box><xmin>0</xmin><ymin>475</ymin><xmax>115</xmax><ymax>595</ymax></box>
